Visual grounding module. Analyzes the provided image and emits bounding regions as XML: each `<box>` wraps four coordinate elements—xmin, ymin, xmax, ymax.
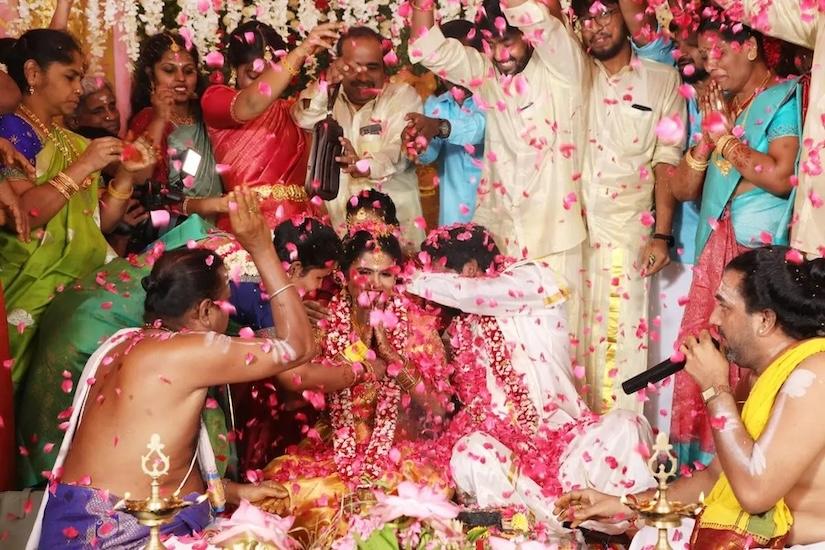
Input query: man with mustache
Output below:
<box><xmin>409</xmin><ymin>0</ymin><xmax>590</xmax><ymax>340</ymax></box>
<box><xmin>557</xmin><ymin>246</ymin><xmax>825</xmax><ymax>548</ymax></box>
<box><xmin>572</xmin><ymin>0</ymin><xmax>685</xmax><ymax>413</ymax></box>
<box><xmin>292</xmin><ymin>26</ymin><xmax>426</xmax><ymax>248</ymax></box>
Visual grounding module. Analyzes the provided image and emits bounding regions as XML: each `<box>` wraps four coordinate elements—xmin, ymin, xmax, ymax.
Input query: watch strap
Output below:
<box><xmin>653</xmin><ymin>233</ymin><xmax>675</xmax><ymax>248</ymax></box>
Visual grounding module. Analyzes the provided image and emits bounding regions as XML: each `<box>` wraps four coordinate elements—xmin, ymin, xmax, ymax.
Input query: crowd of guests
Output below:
<box><xmin>1</xmin><ymin>0</ymin><xmax>825</xmax><ymax>547</ymax></box>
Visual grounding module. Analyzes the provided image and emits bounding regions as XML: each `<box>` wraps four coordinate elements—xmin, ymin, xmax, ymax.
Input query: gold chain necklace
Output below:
<box><xmin>17</xmin><ymin>103</ymin><xmax>80</xmax><ymax>163</ymax></box>
<box><xmin>713</xmin><ymin>72</ymin><xmax>775</xmax><ymax>176</ymax></box>
<box><xmin>730</xmin><ymin>72</ymin><xmax>774</xmax><ymax>120</ymax></box>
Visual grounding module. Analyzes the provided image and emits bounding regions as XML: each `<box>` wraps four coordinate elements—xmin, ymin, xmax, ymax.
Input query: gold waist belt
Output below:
<box><xmin>250</xmin><ymin>183</ymin><xmax>307</xmax><ymax>202</ymax></box>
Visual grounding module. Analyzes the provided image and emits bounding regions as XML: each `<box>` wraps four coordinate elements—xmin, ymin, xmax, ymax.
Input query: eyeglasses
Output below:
<box><xmin>579</xmin><ymin>5</ymin><xmax>619</xmax><ymax>27</ymax></box>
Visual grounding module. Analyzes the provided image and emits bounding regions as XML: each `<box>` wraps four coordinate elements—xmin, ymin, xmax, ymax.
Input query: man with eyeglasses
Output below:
<box><xmin>572</xmin><ymin>0</ymin><xmax>686</xmax><ymax>414</ymax></box>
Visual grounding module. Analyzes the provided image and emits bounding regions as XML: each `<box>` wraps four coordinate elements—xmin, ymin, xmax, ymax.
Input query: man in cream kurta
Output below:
<box><xmin>573</xmin><ymin>0</ymin><xmax>685</xmax><ymax>413</ymax></box>
<box><xmin>710</xmin><ymin>0</ymin><xmax>825</xmax><ymax>258</ymax></box>
<box><xmin>409</xmin><ymin>0</ymin><xmax>589</xmax><ymax>308</ymax></box>
<box><xmin>292</xmin><ymin>28</ymin><xmax>425</xmax><ymax>246</ymax></box>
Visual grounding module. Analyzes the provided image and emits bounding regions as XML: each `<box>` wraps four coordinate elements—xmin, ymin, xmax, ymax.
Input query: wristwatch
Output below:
<box><xmin>437</xmin><ymin>119</ymin><xmax>451</xmax><ymax>139</ymax></box>
<box><xmin>702</xmin><ymin>383</ymin><xmax>732</xmax><ymax>404</ymax></box>
<box><xmin>652</xmin><ymin>233</ymin><xmax>675</xmax><ymax>248</ymax></box>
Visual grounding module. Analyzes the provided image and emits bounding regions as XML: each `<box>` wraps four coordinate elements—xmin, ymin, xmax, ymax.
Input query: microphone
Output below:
<box><xmin>621</xmin><ymin>339</ymin><xmax>721</xmax><ymax>395</ymax></box>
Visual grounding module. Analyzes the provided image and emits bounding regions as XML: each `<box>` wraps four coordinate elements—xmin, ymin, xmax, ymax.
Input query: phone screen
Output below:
<box><xmin>181</xmin><ymin>149</ymin><xmax>202</xmax><ymax>177</ymax></box>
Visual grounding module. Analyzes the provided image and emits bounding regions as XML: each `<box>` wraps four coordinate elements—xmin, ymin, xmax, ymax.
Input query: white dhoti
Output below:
<box><xmin>450</xmin><ymin>410</ymin><xmax>655</xmax><ymax>536</ymax></box>
<box><xmin>582</xmin><ymin>240</ymin><xmax>650</xmax><ymax>414</ymax></box>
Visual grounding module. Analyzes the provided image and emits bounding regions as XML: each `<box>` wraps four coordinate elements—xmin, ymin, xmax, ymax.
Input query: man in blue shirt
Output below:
<box><xmin>403</xmin><ymin>19</ymin><xmax>485</xmax><ymax>226</ymax></box>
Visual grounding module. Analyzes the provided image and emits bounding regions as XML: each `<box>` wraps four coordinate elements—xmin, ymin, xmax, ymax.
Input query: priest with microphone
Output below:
<box><xmin>556</xmin><ymin>246</ymin><xmax>825</xmax><ymax>548</ymax></box>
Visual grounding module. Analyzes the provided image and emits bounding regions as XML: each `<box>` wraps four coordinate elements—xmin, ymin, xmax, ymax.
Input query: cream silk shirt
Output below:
<box><xmin>583</xmin><ymin>57</ymin><xmax>685</xmax><ymax>247</ymax></box>
<box><xmin>291</xmin><ymin>81</ymin><xmax>425</xmax><ymax>244</ymax></box>
<box><xmin>410</xmin><ymin>1</ymin><xmax>588</xmax><ymax>259</ymax></box>
<box><xmin>721</xmin><ymin>3</ymin><xmax>825</xmax><ymax>256</ymax></box>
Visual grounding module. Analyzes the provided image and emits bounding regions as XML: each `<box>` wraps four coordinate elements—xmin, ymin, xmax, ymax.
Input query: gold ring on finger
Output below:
<box><xmin>648</xmin><ymin>254</ymin><xmax>656</xmax><ymax>265</ymax></box>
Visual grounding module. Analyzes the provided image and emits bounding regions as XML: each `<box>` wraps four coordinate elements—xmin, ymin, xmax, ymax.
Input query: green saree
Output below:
<box><xmin>0</xmin><ymin>125</ymin><xmax>110</xmax><ymax>392</ymax></box>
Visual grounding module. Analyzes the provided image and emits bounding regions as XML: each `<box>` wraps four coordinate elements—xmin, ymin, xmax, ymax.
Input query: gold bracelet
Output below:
<box><xmin>684</xmin><ymin>148</ymin><xmax>709</xmax><ymax>171</ymax></box>
<box><xmin>56</xmin><ymin>171</ymin><xmax>80</xmax><ymax>192</ymax></box>
<box><xmin>267</xmin><ymin>283</ymin><xmax>296</xmax><ymax>302</ymax></box>
<box><xmin>714</xmin><ymin>134</ymin><xmax>736</xmax><ymax>157</ymax></box>
<box><xmin>106</xmin><ymin>184</ymin><xmax>133</xmax><ymax>201</ymax></box>
<box><xmin>281</xmin><ymin>58</ymin><xmax>300</xmax><ymax>77</ymax></box>
<box><xmin>181</xmin><ymin>196</ymin><xmax>191</xmax><ymax>216</ymax></box>
<box><xmin>721</xmin><ymin>137</ymin><xmax>740</xmax><ymax>159</ymax></box>
<box><xmin>49</xmin><ymin>177</ymin><xmax>73</xmax><ymax>200</ymax></box>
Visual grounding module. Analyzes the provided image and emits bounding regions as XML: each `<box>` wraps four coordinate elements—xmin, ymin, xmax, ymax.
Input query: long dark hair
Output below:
<box><xmin>726</xmin><ymin>246</ymin><xmax>825</xmax><ymax>340</ymax></box>
<box><xmin>226</xmin><ymin>20</ymin><xmax>287</xmax><ymax>68</ymax></box>
<box><xmin>143</xmin><ymin>248</ymin><xmax>226</xmax><ymax>324</ymax></box>
<box><xmin>0</xmin><ymin>29</ymin><xmax>82</xmax><ymax>94</ymax></box>
<box><xmin>130</xmin><ymin>32</ymin><xmax>206</xmax><ymax>117</ymax></box>
<box><xmin>273</xmin><ymin>217</ymin><xmax>343</xmax><ymax>271</ymax></box>
<box><xmin>698</xmin><ymin>11</ymin><xmax>765</xmax><ymax>60</ymax></box>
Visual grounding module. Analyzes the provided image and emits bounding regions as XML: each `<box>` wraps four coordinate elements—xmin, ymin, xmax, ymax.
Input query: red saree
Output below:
<box><xmin>201</xmin><ymin>85</ymin><xmax>317</xmax><ymax>230</ymax></box>
<box><xmin>128</xmin><ymin>107</ymin><xmax>173</xmax><ymax>185</ymax></box>
<box><xmin>0</xmin><ymin>284</ymin><xmax>13</xmax><ymax>490</ymax></box>
<box><xmin>670</xmin><ymin>210</ymin><xmax>746</xmax><ymax>467</ymax></box>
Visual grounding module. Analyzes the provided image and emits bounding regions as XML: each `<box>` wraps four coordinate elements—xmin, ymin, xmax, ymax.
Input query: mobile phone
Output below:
<box><xmin>181</xmin><ymin>149</ymin><xmax>202</xmax><ymax>177</ymax></box>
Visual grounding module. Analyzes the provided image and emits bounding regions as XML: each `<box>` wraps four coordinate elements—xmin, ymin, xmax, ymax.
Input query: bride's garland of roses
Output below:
<box><xmin>324</xmin><ymin>291</ymin><xmax>409</xmax><ymax>485</ymax></box>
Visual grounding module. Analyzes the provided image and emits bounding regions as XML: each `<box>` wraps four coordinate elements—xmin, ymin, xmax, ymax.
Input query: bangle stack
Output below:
<box><xmin>715</xmin><ymin>134</ymin><xmax>737</xmax><ymax>158</ymax></box>
<box><xmin>396</xmin><ymin>366</ymin><xmax>422</xmax><ymax>393</ymax></box>
<box><xmin>107</xmin><ymin>183</ymin><xmax>133</xmax><ymax>201</ymax></box>
<box><xmin>49</xmin><ymin>171</ymin><xmax>80</xmax><ymax>200</ymax></box>
<box><xmin>684</xmin><ymin>148</ymin><xmax>708</xmax><ymax>172</ymax></box>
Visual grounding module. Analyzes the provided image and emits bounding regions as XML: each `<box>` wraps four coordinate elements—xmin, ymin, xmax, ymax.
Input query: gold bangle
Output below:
<box><xmin>721</xmin><ymin>137</ymin><xmax>740</xmax><ymax>159</ymax></box>
<box><xmin>181</xmin><ymin>196</ymin><xmax>191</xmax><ymax>216</ymax></box>
<box><xmin>56</xmin><ymin>171</ymin><xmax>80</xmax><ymax>192</ymax></box>
<box><xmin>49</xmin><ymin>177</ymin><xmax>73</xmax><ymax>200</ymax></box>
<box><xmin>107</xmin><ymin>184</ymin><xmax>133</xmax><ymax>201</ymax></box>
<box><xmin>714</xmin><ymin>134</ymin><xmax>735</xmax><ymax>156</ymax></box>
<box><xmin>684</xmin><ymin>148</ymin><xmax>709</xmax><ymax>171</ymax></box>
<box><xmin>281</xmin><ymin>58</ymin><xmax>300</xmax><ymax>77</ymax></box>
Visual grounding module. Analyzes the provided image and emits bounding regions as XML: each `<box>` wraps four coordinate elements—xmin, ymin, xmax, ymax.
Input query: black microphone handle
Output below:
<box><xmin>621</xmin><ymin>358</ymin><xmax>683</xmax><ymax>395</ymax></box>
<box><xmin>621</xmin><ymin>339</ymin><xmax>721</xmax><ymax>395</ymax></box>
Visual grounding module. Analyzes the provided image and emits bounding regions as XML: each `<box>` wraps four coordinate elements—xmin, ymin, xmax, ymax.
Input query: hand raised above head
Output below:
<box><xmin>228</xmin><ymin>188</ymin><xmax>271</xmax><ymax>255</ymax></box>
<box><xmin>299</xmin><ymin>22</ymin><xmax>342</xmax><ymax>57</ymax></box>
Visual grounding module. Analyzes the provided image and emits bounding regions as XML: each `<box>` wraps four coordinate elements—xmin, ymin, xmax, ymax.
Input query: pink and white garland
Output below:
<box><xmin>323</xmin><ymin>291</ymin><xmax>409</xmax><ymax>485</ymax></box>
<box><xmin>453</xmin><ymin>315</ymin><xmax>540</xmax><ymax>437</ymax></box>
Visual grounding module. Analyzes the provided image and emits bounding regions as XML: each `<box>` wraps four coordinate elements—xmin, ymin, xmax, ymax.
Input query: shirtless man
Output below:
<box><xmin>556</xmin><ymin>246</ymin><xmax>825</xmax><ymax>547</ymax></box>
<box><xmin>28</xmin><ymin>189</ymin><xmax>316</xmax><ymax>548</ymax></box>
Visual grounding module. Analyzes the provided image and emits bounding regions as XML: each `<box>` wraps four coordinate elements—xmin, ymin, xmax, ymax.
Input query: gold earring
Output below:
<box><xmin>747</xmin><ymin>49</ymin><xmax>757</xmax><ymax>61</ymax></box>
<box><xmin>27</xmin><ymin>84</ymin><xmax>34</xmax><ymax>95</ymax></box>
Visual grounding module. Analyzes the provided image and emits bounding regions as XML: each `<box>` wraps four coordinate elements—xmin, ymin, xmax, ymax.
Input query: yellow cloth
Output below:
<box><xmin>699</xmin><ymin>338</ymin><xmax>825</xmax><ymax>542</ymax></box>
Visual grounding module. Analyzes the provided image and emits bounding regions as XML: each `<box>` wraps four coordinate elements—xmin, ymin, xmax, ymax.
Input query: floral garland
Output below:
<box><xmin>84</xmin><ymin>0</ymin><xmax>105</xmax><ymax>70</ymax></box>
<box><xmin>324</xmin><ymin>290</ymin><xmax>409</xmax><ymax>485</ymax></box>
<box><xmin>453</xmin><ymin>315</ymin><xmax>540</xmax><ymax>436</ymax></box>
<box><xmin>120</xmin><ymin>0</ymin><xmax>142</xmax><ymax>65</ymax></box>
<box><xmin>139</xmin><ymin>0</ymin><xmax>166</xmax><ymax>37</ymax></box>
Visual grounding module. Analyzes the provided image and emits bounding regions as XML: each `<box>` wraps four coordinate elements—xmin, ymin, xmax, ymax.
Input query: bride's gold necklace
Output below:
<box><xmin>17</xmin><ymin>103</ymin><xmax>80</xmax><ymax>162</ymax></box>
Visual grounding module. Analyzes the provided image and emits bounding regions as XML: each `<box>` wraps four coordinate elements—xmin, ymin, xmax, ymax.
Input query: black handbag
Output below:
<box><xmin>305</xmin><ymin>83</ymin><xmax>343</xmax><ymax>201</ymax></box>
